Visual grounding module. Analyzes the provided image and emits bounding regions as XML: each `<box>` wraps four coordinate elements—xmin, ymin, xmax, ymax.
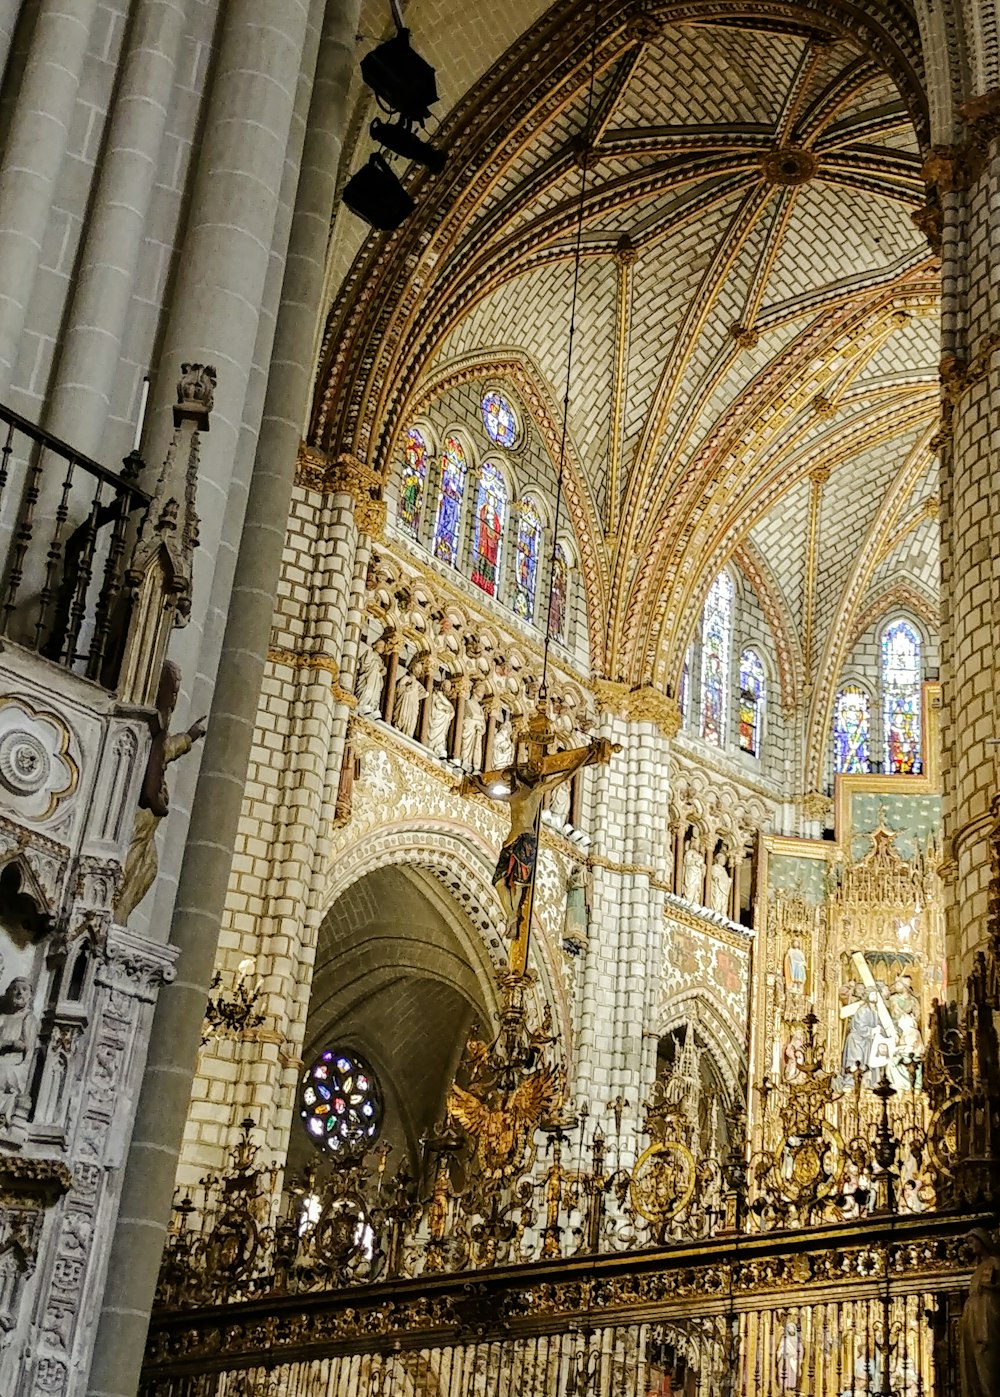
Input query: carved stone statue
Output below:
<box><xmin>960</xmin><ymin>1228</ymin><xmax>1000</xmax><ymax>1397</ymax></box>
<box><xmin>115</xmin><ymin>661</ymin><xmax>207</xmax><ymax>922</ymax></box>
<box><xmin>0</xmin><ymin>977</ymin><xmax>39</xmax><ymax>1122</ymax></box>
<box><xmin>782</xmin><ymin>1028</ymin><xmax>805</xmax><ymax>1083</ymax></box>
<box><xmin>427</xmin><ymin>681</ymin><xmax>455</xmax><ymax>758</ymax></box>
<box><xmin>461</xmin><ymin>688</ymin><xmax>487</xmax><ymax>770</ymax></box>
<box><xmin>492</xmin><ymin>716</ymin><xmax>514</xmax><ymax>768</ymax></box>
<box><xmin>548</xmin><ymin>773</ymin><xmax>572</xmax><ymax>828</ymax></box>
<box><xmin>683</xmin><ymin>845</ymin><xmax>705</xmax><ymax>904</ymax></box>
<box><xmin>563</xmin><ymin>862</ymin><xmax>591</xmax><ymax>955</ymax></box>
<box><xmin>710</xmin><ymin>851</ymin><xmax>731</xmax><ymax>915</ymax></box>
<box><xmin>392</xmin><ymin>664</ymin><xmax>425</xmax><ymax>739</ymax></box>
<box><xmin>783</xmin><ymin>938</ymin><xmax>808</xmax><ymax>996</ymax></box>
<box><xmin>355</xmin><ymin>638</ymin><xmax>386</xmax><ymax>716</ymax></box>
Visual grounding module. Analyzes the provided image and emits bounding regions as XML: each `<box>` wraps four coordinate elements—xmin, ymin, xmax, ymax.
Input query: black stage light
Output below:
<box><xmin>342</xmin><ymin>153</ymin><xmax>415</xmax><ymax>231</ymax></box>
<box><xmin>370</xmin><ymin>117</ymin><xmax>446</xmax><ymax>173</ymax></box>
<box><xmin>360</xmin><ymin>29</ymin><xmax>438</xmax><ymax>122</ymax></box>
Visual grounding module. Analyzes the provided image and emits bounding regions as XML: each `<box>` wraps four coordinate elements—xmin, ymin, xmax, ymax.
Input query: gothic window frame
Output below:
<box><xmin>395</xmin><ymin>421</ymin><xmax>435</xmax><ymax>543</ymax></box>
<box><xmin>832</xmin><ymin>680</ymin><xmax>873</xmax><ymax>775</ymax></box>
<box><xmin>700</xmin><ymin>570</ymin><xmax>734</xmax><ymax>747</ymax></box>
<box><xmin>469</xmin><ymin>456</ymin><xmax>510</xmax><ymax>600</ymax></box>
<box><xmin>480</xmin><ymin>388</ymin><xmax>520</xmax><ymax>450</ymax></box>
<box><xmin>880</xmin><ymin>616</ymin><xmax>923</xmax><ymax>775</ymax></box>
<box><xmin>299</xmin><ymin>1046</ymin><xmax>383</xmax><ymax>1160</ymax></box>
<box><xmin>547</xmin><ymin>537</ymin><xmax>573</xmax><ymax>647</ymax></box>
<box><xmin>737</xmin><ymin>647</ymin><xmax>766</xmax><ymax>759</ymax></box>
<box><xmin>432</xmin><ymin>428</ymin><xmax>474</xmax><ymax>570</ymax></box>
<box><xmin>510</xmin><ymin>493</ymin><xmax>546</xmax><ymax>623</ymax></box>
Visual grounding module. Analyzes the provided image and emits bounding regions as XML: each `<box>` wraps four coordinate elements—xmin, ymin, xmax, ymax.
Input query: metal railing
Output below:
<box><xmin>0</xmin><ymin>404</ymin><xmax>151</xmax><ymax>684</ymax></box>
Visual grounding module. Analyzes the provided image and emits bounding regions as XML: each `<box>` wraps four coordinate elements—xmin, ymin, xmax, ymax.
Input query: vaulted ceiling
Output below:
<box><xmin>317</xmin><ymin>0</ymin><xmax>939</xmax><ymax>749</ymax></box>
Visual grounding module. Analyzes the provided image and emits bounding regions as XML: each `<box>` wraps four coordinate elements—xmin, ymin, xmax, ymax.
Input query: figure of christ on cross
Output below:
<box><xmin>460</xmin><ymin>726</ymin><xmax>618</xmax><ymax>966</ymax></box>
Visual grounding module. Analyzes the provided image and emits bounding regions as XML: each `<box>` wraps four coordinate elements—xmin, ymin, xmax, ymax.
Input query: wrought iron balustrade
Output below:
<box><xmin>0</xmin><ymin>404</ymin><xmax>151</xmax><ymax>683</ymax></box>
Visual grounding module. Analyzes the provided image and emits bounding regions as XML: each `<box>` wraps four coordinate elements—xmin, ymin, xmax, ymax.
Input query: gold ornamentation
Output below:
<box><xmin>592</xmin><ymin>681</ymin><xmax>681</xmax><ymax>736</ymax></box>
<box><xmin>760</xmin><ymin>146</ymin><xmax>818</xmax><ymax>187</ymax></box>
<box><xmin>295</xmin><ymin>440</ymin><xmax>328</xmax><ymax>490</ymax></box>
<box><xmin>729</xmin><ymin>323</ymin><xmax>759</xmax><ymax>349</ymax></box>
<box><xmin>355</xmin><ymin>497</ymin><xmax>386</xmax><ymax>540</ymax></box>
<box><xmin>801</xmin><ymin>790</ymin><xmax>831</xmax><ymax>822</ymax></box>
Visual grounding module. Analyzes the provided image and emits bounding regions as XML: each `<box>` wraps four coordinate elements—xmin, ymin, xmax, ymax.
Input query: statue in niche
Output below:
<box><xmin>563</xmin><ymin>862</ymin><xmax>591</xmax><ymax>955</ymax></box>
<box><xmin>492</xmin><ymin>715</ymin><xmax>514</xmax><ymax>768</ymax></box>
<box><xmin>427</xmin><ymin>679</ymin><xmax>455</xmax><ymax>758</ymax></box>
<box><xmin>775</xmin><ymin>1318</ymin><xmax>803</xmax><ymax>1391</ymax></box>
<box><xmin>460</xmin><ymin>687</ymin><xmax>487</xmax><ymax>770</ymax></box>
<box><xmin>0</xmin><ymin>977</ymin><xmax>39</xmax><ymax>1123</ymax></box>
<box><xmin>354</xmin><ymin>637</ymin><xmax>387</xmax><ymax>716</ymax></box>
<box><xmin>782</xmin><ymin>1028</ymin><xmax>805</xmax><ymax>1084</ymax></box>
<box><xmin>710</xmin><ymin>851</ymin><xmax>731</xmax><ymax>915</ymax></box>
<box><xmin>783</xmin><ymin>937</ymin><xmax>808</xmax><ymax>999</ymax></box>
<box><xmin>960</xmin><ymin>1230</ymin><xmax>1000</xmax><ymax>1397</ymax></box>
<box><xmin>115</xmin><ymin>661</ymin><xmax>206</xmax><ymax>922</ymax></box>
<box><xmin>838</xmin><ymin>982</ymin><xmax>879</xmax><ymax>1086</ymax></box>
<box><xmin>391</xmin><ymin>662</ymin><xmax>425</xmax><ymax>739</ymax></box>
<box><xmin>683</xmin><ymin>845</ymin><xmax>705</xmax><ymax>905</ymax></box>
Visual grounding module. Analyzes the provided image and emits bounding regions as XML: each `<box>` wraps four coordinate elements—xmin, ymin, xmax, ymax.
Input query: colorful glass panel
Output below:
<box><xmin>700</xmin><ymin>571</ymin><xmax>733</xmax><ymax>746</ymax></box>
<box><xmin>882</xmin><ymin>619</ymin><xmax>922</xmax><ymax>774</ymax></box>
<box><xmin>680</xmin><ymin>650</ymin><xmax>691</xmax><ymax>724</ymax></box>
<box><xmin>470</xmin><ymin>461</ymin><xmax>507</xmax><ymax>597</ymax></box>
<box><xmin>432</xmin><ymin>435</ymin><xmax>467</xmax><ymax>567</ymax></box>
<box><xmin>300</xmin><ymin>1048</ymin><xmax>382</xmax><ymax>1159</ymax></box>
<box><xmin>738</xmin><ymin>649</ymin><xmax>765</xmax><ymax>756</ymax></box>
<box><xmin>548</xmin><ymin>543</ymin><xmax>568</xmax><ymax>642</ymax></box>
<box><xmin>397</xmin><ymin>426</ymin><xmax>428</xmax><ymax>538</ymax></box>
<box><xmin>833</xmin><ymin>685</ymin><xmax>870</xmax><ymax>773</ymax></box>
<box><xmin>481</xmin><ymin>390</ymin><xmax>518</xmax><ymax>448</ymax></box>
<box><xmin>512</xmin><ymin>500</ymin><xmax>541</xmax><ymax>620</ymax></box>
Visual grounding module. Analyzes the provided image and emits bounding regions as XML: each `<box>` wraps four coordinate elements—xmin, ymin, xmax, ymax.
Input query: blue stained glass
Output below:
<box><xmin>433</xmin><ymin>436</ymin><xmax>467</xmax><ymax>567</ymax></box>
<box><xmin>549</xmin><ymin>543</ymin><xmax>568</xmax><ymax>642</ymax></box>
<box><xmin>300</xmin><ymin>1049</ymin><xmax>383</xmax><ymax>1160</ymax></box>
<box><xmin>738</xmin><ymin>649</ymin><xmax>765</xmax><ymax>756</ymax></box>
<box><xmin>833</xmin><ymin>685</ymin><xmax>871</xmax><ymax>774</ymax></box>
<box><xmin>512</xmin><ymin>500</ymin><xmax>541</xmax><ymax>620</ymax></box>
<box><xmin>470</xmin><ymin>461</ymin><xmax>507</xmax><ymax>597</ymax></box>
<box><xmin>700</xmin><ymin>571</ymin><xmax>733</xmax><ymax>746</ymax></box>
<box><xmin>481</xmin><ymin>390</ymin><xmax>518</xmax><ymax>447</ymax></box>
<box><xmin>397</xmin><ymin>426</ymin><xmax>428</xmax><ymax>537</ymax></box>
<box><xmin>882</xmin><ymin>620</ymin><xmax>921</xmax><ymax>774</ymax></box>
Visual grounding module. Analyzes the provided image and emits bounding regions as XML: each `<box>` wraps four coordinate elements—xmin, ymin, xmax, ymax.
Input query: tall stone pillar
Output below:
<box><xmin>87</xmin><ymin>1</ymin><xmax>360</xmax><ymax>1389</ymax></box>
<box><xmin>43</xmin><ymin>0</ymin><xmax>188</xmax><ymax>455</ymax></box>
<box><xmin>0</xmin><ymin>0</ymin><xmax>100</xmax><ymax>397</ymax></box>
<box><xmin>933</xmin><ymin>96</ymin><xmax>1000</xmax><ymax>982</ymax></box>
<box><xmin>0</xmin><ymin>2</ymin><xmax>21</xmax><ymax>93</ymax></box>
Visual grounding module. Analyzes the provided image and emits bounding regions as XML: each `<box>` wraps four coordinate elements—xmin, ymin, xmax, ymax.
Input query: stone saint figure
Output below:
<box><xmin>460</xmin><ymin>689</ymin><xmax>486</xmax><ymax>770</ymax></box>
<box><xmin>0</xmin><ymin>977</ymin><xmax>39</xmax><ymax>1121</ymax></box>
<box><xmin>355</xmin><ymin>638</ymin><xmax>386</xmax><ymax>715</ymax></box>
<box><xmin>115</xmin><ymin>661</ymin><xmax>206</xmax><ymax>922</ymax></box>
<box><xmin>427</xmin><ymin>681</ymin><xmax>455</xmax><ymax>757</ymax></box>
<box><xmin>784</xmin><ymin>938</ymin><xmax>808</xmax><ymax>996</ymax></box>
<box><xmin>492</xmin><ymin>717</ymin><xmax>514</xmax><ymax>767</ymax></box>
<box><xmin>392</xmin><ymin>664</ymin><xmax>425</xmax><ymax>738</ymax></box>
<box><xmin>840</xmin><ymin>985</ymin><xmax>878</xmax><ymax>1084</ymax></box>
<box><xmin>960</xmin><ymin>1228</ymin><xmax>1000</xmax><ymax>1397</ymax></box>
<box><xmin>683</xmin><ymin>846</ymin><xmax>705</xmax><ymax>904</ymax></box>
<box><xmin>710</xmin><ymin>852</ymin><xmax>731</xmax><ymax>915</ymax></box>
<box><xmin>461</xmin><ymin>738</ymin><xmax>613</xmax><ymax>938</ymax></box>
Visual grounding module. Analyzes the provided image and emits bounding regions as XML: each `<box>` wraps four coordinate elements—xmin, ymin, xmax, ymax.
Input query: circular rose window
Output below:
<box><xmin>299</xmin><ymin>1048</ymin><xmax>382</xmax><ymax>1158</ymax></box>
<box><xmin>480</xmin><ymin>390</ymin><xmax>518</xmax><ymax>448</ymax></box>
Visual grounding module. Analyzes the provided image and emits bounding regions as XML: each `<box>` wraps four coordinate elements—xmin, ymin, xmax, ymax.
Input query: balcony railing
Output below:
<box><xmin>0</xmin><ymin>404</ymin><xmax>151</xmax><ymax>685</ymax></box>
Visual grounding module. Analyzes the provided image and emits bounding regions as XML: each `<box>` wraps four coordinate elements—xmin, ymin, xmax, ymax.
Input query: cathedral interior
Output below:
<box><xmin>0</xmin><ymin>1</ymin><xmax>998</xmax><ymax>1395</ymax></box>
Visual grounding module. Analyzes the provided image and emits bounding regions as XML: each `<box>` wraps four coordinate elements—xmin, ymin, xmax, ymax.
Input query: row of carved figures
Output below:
<box><xmin>671</xmin><ymin>828</ymin><xmax>750</xmax><ymax>923</ymax></box>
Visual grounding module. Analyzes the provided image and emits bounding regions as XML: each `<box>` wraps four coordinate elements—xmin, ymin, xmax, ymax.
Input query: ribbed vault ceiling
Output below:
<box><xmin>318</xmin><ymin>0</ymin><xmax>939</xmax><ymax>709</ymax></box>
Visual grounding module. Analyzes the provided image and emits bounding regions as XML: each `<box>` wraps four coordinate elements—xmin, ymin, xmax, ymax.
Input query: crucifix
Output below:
<box><xmin>460</xmin><ymin>700</ymin><xmax>618</xmax><ymax>974</ymax></box>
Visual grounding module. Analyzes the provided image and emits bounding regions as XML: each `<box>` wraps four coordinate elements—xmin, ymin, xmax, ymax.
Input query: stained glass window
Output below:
<box><xmin>738</xmin><ymin>649</ymin><xmax>765</xmax><ymax>756</ymax></box>
<box><xmin>700</xmin><ymin>571</ymin><xmax>733</xmax><ymax>745</ymax></box>
<box><xmin>833</xmin><ymin>685</ymin><xmax>871</xmax><ymax>774</ymax></box>
<box><xmin>680</xmin><ymin>649</ymin><xmax>691</xmax><ymax>724</ymax></box>
<box><xmin>548</xmin><ymin>542</ymin><xmax>569</xmax><ymax>642</ymax></box>
<box><xmin>882</xmin><ymin>619</ymin><xmax>922</xmax><ymax>774</ymax></box>
<box><xmin>512</xmin><ymin>500</ymin><xmax>541</xmax><ymax>621</ymax></box>
<box><xmin>397</xmin><ymin>426</ymin><xmax>428</xmax><ymax>538</ymax></box>
<box><xmin>470</xmin><ymin>461</ymin><xmax>507</xmax><ymax>597</ymax></box>
<box><xmin>300</xmin><ymin>1048</ymin><xmax>382</xmax><ymax>1159</ymax></box>
<box><xmin>432</xmin><ymin>435</ymin><xmax>467</xmax><ymax>567</ymax></box>
<box><xmin>481</xmin><ymin>390</ymin><xmax>518</xmax><ymax>448</ymax></box>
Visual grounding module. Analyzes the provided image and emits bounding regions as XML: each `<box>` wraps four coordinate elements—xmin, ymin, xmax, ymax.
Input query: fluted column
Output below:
<box><xmin>44</xmin><ymin>0</ymin><xmax>188</xmax><ymax>454</ymax></box>
<box><xmin>0</xmin><ymin>0</ymin><xmax>100</xmax><ymax>397</ymax></box>
<box><xmin>88</xmin><ymin>0</ymin><xmax>358</xmax><ymax>1390</ymax></box>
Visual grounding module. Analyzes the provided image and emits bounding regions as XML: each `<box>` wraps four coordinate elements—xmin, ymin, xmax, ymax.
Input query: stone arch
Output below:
<box><xmin>658</xmin><ymin>988</ymin><xmax>747</xmax><ymax>1109</ymax></box>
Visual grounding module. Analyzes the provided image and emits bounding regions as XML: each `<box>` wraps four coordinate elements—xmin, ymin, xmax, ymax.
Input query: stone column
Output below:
<box><xmin>0</xmin><ymin>2</ymin><xmax>21</xmax><ymax>93</ymax></box>
<box><xmin>86</xmin><ymin>0</ymin><xmax>335</xmax><ymax>1391</ymax></box>
<box><xmin>933</xmin><ymin>100</ymin><xmax>1000</xmax><ymax>982</ymax></box>
<box><xmin>43</xmin><ymin>0</ymin><xmax>188</xmax><ymax>455</ymax></box>
<box><xmin>0</xmin><ymin>0</ymin><xmax>100</xmax><ymax>397</ymax></box>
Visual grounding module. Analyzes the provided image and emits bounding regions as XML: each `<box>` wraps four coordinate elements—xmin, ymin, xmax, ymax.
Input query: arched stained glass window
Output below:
<box><xmin>680</xmin><ymin>649</ymin><xmax>691</xmax><ymax>724</ymax></box>
<box><xmin>470</xmin><ymin>461</ymin><xmax>507</xmax><ymax>598</ymax></box>
<box><xmin>833</xmin><ymin>685</ymin><xmax>871</xmax><ymax>774</ymax></box>
<box><xmin>700</xmin><ymin>571</ymin><xmax>733</xmax><ymax>746</ymax></box>
<box><xmin>512</xmin><ymin>499</ymin><xmax>541</xmax><ymax>621</ymax></box>
<box><xmin>548</xmin><ymin>542</ymin><xmax>569</xmax><ymax>642</ymax></box>
<box><xmin>397</xmin><ymin>426</ymin><xmax>428</xmax><ymax>538</ymax></box>
<box><xmin>481</xmin><ymin>390</ymin><xmax>518</xmax><ymax>448</ymax></box>
<box><xmin>882</xmin><ymin>619</ymin><xmax>922</xmax><ymax>774</ymax></box>
<box><xmin>300</xmin><ymin>1048</ymin><xmax>382</xmax><ymax>1159</ymax></box>
<box><xmin>433</xmin><ymin>435</ymin><xmax>468</xmax><ymax>567</ymax></box>
<box><xmin>738</xmin><ymin>649</ymin><xmax>765</xmax><ymax>757</ymax></box>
